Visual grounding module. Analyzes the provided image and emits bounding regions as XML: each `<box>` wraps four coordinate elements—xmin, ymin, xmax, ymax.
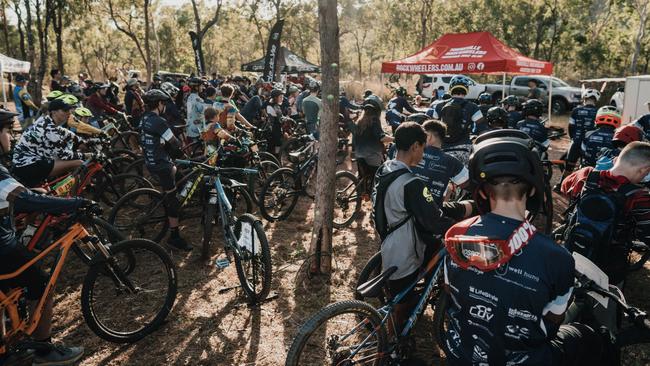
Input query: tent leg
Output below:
<box><xmin>380</xmin><ymin>73</ymin><xmax>383</xmax><ymax>100</ymax></box>
<box><xmin>548</xmin><ymin>76</ymin><xmax>553</xmax><ymax>125</ymax></box>
<box><xmin>1</xmin><ymin>63</ymin><xmax>5</xmax><ymax>105</ymax></box>
<box><xmin>502</xmin><ymin>73</ymin><xmax>506</xmax><ymax>100</ymax></box>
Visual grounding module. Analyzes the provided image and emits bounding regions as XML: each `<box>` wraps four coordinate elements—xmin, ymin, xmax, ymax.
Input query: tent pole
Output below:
<box><xmin>0</xmin><ymin>62</ymin><xmax>5</xmax><ymax>105</ymax></box>
<box><xmin>502</xmin><ymin>72</ymin><xmax>506</xmax><ymax>99</ymax></box>
<box><xmin>548</xmin><ymin>75</ymin><xmax>553</xmax><ymax>124</ymax></box>
<box><xmin>380</xmin><ymin>73</ymin><xmax>383</xmax><ymax>99</ymax></box>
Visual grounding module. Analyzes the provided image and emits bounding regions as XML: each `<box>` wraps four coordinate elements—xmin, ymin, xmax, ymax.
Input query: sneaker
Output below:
<box><xmin>168</xmin><ymin>236</ymin><xmax>193</xmax><ymax>251</ymax></box>
<box><xmin>32</xmin><ymin>344</ymin><xmax>84</xmax><ymax>366</ymax></box>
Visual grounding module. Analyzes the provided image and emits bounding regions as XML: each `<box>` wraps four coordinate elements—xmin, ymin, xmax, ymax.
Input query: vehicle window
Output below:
<box><xmin>551</xmin><ymin>78</ymin><xmax>568</xmax><ymax>88</ymax></box>
<box><xmin>514</xmin><ymin>77</ymin><xmax>529</xmax><ymax>87</ymax></box>
<box><xmin>423</xmin><ymin>76</ymin><xmax>432</xmax><ymax>83</ymax></box>
<box><xmin>442</xmin><ymin>77</ymin><xmax>451</xmax><ymax>83</ymax></box>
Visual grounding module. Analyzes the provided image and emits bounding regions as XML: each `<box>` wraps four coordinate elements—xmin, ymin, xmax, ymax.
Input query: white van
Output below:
<box><xmin>418</xmin><ymin>74</ymin><xmax>485</xmax><ymax>100</ymax></box>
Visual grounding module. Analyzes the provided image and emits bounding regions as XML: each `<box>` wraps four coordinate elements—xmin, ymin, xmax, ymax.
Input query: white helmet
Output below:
<box><xmin>582</xmin><ymin>88</ymin><xmax>600</xmax><ymax>101</ymax></box>
<box><xmin>161</xmin><ymin>82</ymin><xmax>179</xmax><ymax>98</ymax></box>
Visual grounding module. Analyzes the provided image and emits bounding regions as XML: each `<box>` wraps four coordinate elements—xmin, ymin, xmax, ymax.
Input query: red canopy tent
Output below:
<box><xmin>381</xmin><ymin>31</ymin><xmax>553</xmax><ymax>75</ymax></box>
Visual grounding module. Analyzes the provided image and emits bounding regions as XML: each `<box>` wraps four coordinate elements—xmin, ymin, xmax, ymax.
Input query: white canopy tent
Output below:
<box><xmin>0</xmin><ymin>53</ymin><xmax>31</xmax><ymax>104</ymax></box>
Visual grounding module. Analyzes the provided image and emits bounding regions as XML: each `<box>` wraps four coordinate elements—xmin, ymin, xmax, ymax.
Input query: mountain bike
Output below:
<box><xmin>177</xmin><ymin>160</ymin><xmax>272</xmax><ymax>304</ymax></box>
<box><xmin>285</xmin><ymin>249</ymin><xmax>447</xmax><ymax>365</ymax></box>
<box><xmin>0</xmin><ymin>209</ymin><xmax>177</xmax><ymax>361</ymax></box>
<box><xmin>332</xmin><ymin>170</ymin><xmax>361</xmax><ymax>229</ymax></box>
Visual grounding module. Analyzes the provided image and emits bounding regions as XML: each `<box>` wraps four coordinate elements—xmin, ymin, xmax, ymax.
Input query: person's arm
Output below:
<box><xmin>235</xmin><ymin>112</ymin><xmax>255</xmax><ymax>129</ymax></box>
<box><xmin>403</xmin><ymin>178</ymin><xmax>454</xmax><ymax>234</ymax></box>
<box><xmin>68</xmin><ymin>119</ymin><xmax>103</xmax><ymax>136</ymax></box>
<box><xmin>542</xmin><ymin>252</ymin><xmax>574</xmax><ymax>329</ymax></box>
<box><xmin>450</xmin><ymin>165</ymin><xmax>470</xmax><ymax>189</ymax></box>
<box><xmin>401</xmin><ymin>98</ymin><xmax>417</xmax><ymax>114</ymax></box>
<box><xmin>568</xmin><ymin>110</ymin><xmax>577</xmax><ymax>138</ymax></box>
<box><xmin>21</xmin><ymin>91</ymin><xmax>39</xmax><ymax>110</ymax></box>
<box><xmin>124</xmin><ymin>91</ymin><xmax>134</xmax><ymax>115</ymax></box>
<box><xmin>0</xmin><ymin>174</ymin><xmax>86</xmax><ymax>214</ymax></box>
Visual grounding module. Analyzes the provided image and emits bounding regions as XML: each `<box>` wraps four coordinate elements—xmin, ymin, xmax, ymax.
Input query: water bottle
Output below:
<box><xmin>179</xmin><ymin>180</ymin><xmax>192</xmax><ymax>198</ymax></box>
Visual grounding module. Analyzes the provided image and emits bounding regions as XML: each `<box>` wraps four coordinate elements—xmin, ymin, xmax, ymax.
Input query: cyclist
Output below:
<box><xmin>240</xmin><ymin>87</ymin><xmax>265</xmax><ymax>126</ymax></box>
<box><xmin>301</xmin><ymin>83</ymin><xmax>322</xmax><ymax>135</ymax></box>
<box><xmin>0</xmin><ymin>108</ymin><xmax>17</xmax><ymax>166</ymax></box>
<box><xmin>50</xmin><ymin>69</ymin><xmax>65</xmax><ymax>92</ymax></box>
<box><xmin>483</xmin><ymin>106</ymin><xmax>509</xmax><ymax>132</ymax></box>
<box><xmin>85</xmin><ymin>83</ymin><xmax>123</xmax><ymax>121</ymax></box>
<box><xmin>557</xmin><ymin>89</ymin><xmax>600</xmax><ymax>188</ymax></box>
<box><xmin>501</xmin><ymin>95</ymin><xmax>522</xmax><ymax>129</ymax></box>
<box><xmin>426</xmin><ymin>93</ymin><xmax>451</xmax><ymax>118</ymax></box>
<box><xmin>595</xmin><ymin>125</ymin><xmax>645</xmax><ymax>170</ymax></box>
<box><xmin>124</xmin><ymin>78</ymin><xmax>145</xmax><ymax>127</ymax></box>
<box><xmin>160</xmin><ymin>81</ymin><xmax>184</xmax><ymax>126</ymax></box>
<box><xmin>374</xmin><ymin>122</ymin><xmax>473</xmax><ymax>335</ymax></box>
<box><xmin>214</xmin><ymin>84</ymin><xmax>256</xmax><ymax>130</ymax></box>
<box><xmin>266</xmin><ymin>89</ymin><xmax>286</xmax><ymax>155</ymax></box>
<box><xmin>386</xmin><ymin>86</ymin><xmax>417</xmax><ymax>133</ymax></box>
<box><xmin>11</xmin><ymin>98</ymin><xmax>89</xmax><ymax>188</ymax></box>
<box><xmin>580</xmin><ymin>106</ymin><xmax>621</xmax><ymax>167</ymax></box>
<box><xmin>411</xmin><ymin>120</ymin><xmax>468</xmax><ymax>206</ymax></box>
<box><xmin>431</xmin><ymin>76</ymin><xmax>484</xmax><ymax>165</ymax></box>
<box><xmin>339</xmin><ymin>89</ymin><xmax>361</xmax><ymax>126</ymax></box>
<box><xmin>526</xmin><ymin>78</ymin><xmax>542</xmax><ymax>100</ymax></box>
<box><xmin>148</xmin><ymin>73</ymin><xmax>162</xmax><ymax>91</ymax></box>
<box><xmin>186</xmin><ymin>77</ymin><xmax>206</xmax><ymax>143</ymax></box>
<box><xmin>443</xmin><ymin>132</ymin><xmax>603</xmax><ymax>366</ymax></box>
<box><xmin>516</xmin><ymin>99</ymin><xmax>550</xmax><ymax>151</ymax></box>
<box><xmin>13</xmin><ymin>74</ymin><xmax>39</xmax><ymax>128</ymax></box>
<box><xmin>476</xmin><ymin>92</ymin><xmax>493</xmax><ymax>134</ymax></box>
<box><xmin>560</xmin><ymin>141</ymin><xmax>650</xmax><ymax>285</ymax></box>
<box><xmin>139</xmin><ymin>89</ymin><xmax>191</xmax><ymax>251</ymax></box>
<box><xmin>67</xmin><ymin>106</ymin><xmax>104</xmax><ymax>136</ymax></box>
<box><xmin>0</xmin><ymin>164</ymin><xmax>97</xmax><ymax>365</ymax></box>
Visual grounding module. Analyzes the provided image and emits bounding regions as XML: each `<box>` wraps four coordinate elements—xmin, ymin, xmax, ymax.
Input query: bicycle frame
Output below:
<box><xmin>0</xmin><ymin>223</ymin><xmax>98</xmax><ymax>354</ymax></box>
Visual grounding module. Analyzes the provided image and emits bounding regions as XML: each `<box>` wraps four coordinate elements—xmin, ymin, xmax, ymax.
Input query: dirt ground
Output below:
<box><xmin>47</xmin><ymin>115</ymin><xmax>650</xmax><ymax>366</ymax></box>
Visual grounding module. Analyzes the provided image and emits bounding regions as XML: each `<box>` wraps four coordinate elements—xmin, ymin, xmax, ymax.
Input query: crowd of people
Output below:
<box><xmin>2</xmin><ymin>66</ymin><xmax>650</xmax><ymax>365</ymax></box>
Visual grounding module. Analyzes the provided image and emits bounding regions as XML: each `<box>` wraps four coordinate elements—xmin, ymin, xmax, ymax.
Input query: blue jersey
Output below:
<box><xmin>506</xmin><ymin>111</ymin><xmax>523</xmax><ymax>129</ymax></box>
<box><xmin>140</xmin><ymin>111</ymin><xmax>176</xmax><ymax>168</ymax></box>
<box><xmin>516</xmin><ymin>118</ymin><xmax>549</xmax><ymax>150</ymax></box>
<box><xmin>581</xmin><ymin>126</ymin><xmax>614</xmax><ymax>167</ymax></box>
<box><xmin>444</xmin><ymin>213</ymin><xmax>574</xmax><ymax>366</ymax></box>
<box><xmin>595</xmin><ymin>147</ymin><xmax>621</xmax><ymax>171</ymax></box>
<box><xmin>569</xmin><ymin>105</ymin><xmax>597</xmax><ymax>141</ymax></box>
<box><xmin>411</xmin><ymin>146</ymin><xmax>468</xmax><ymax>206</ymax></box>
<box><xmin>433</xmin><ymin>97</ymin><xmax>483</xmax><ymax>145</ymax></box>
<box><xmin>386</xmin><ymin>96</ymin><xmax>416</xmax><ymax>127</ymax></box>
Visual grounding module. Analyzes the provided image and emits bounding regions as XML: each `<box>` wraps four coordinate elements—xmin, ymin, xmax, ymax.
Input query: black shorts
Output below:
<box><xmin>12</xmin><ymin>159</ymin><xmax>55</xmax><ymax>188</ymax></box>
<box><xmin>147</xmin><ymin>165</ymin><xmax>176</xmax><ymax>191</ymax></box>
<box><xmin>0</xmin><ymin>243</ymin><xmax>48</xmax><ymax>300</ymax></box>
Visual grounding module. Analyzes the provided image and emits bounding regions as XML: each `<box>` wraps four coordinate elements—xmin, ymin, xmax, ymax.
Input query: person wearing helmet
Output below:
<box><xmin>432</xmin><ymin>75</ymin><xmax>484</xmax><ymax>165</ymax></box>
<box><xmin>159</xmin><ymin>82</ymin><xmax>183</xmax><ymax>126</ymax></box>
<box><xmin>339</xmin><ymin>88</ymin><xmax>362</xmax><ymax>126</ymax></box>
<box><xmin>580</xmin><ymin>106</ymin><xmax>621</xmax><ymax>167</ymax></box>
<box><xmin>595</xmin><ymin>125</ymin><xmax>645</xmax><ymax>171</ymax></box>
<box><xmin>0</xmin><ymin>108</ymin><xmax>18</xmax><ymax>165</ymax></box>
<box><xmin>13</xmin><ymin>74</ymin><xmax>39</xmax><ymax>128</ymax></box>
<box><xmin>301</xmin><ymin>84</ymin><xmax>322</xmax><ymax>136</ymax></box>
<box><xmin>484</xmin><ymin>106</ymin><xmax>509</xmax><ymax>131</ymax></box>
<box><xmin>425</xmin><ymin>93</ymin><xmax>450</xmax><ymax>118</ymax></box>
<box><xmin>286</xmin><ymin>85</ymin><xmax>301</xmax><ymax>118</ymax></box>
<box><xmin>186</xmin><ymin>77</ymin><xmax>206</xmax><ymax>141</ymax></box>
<box><xmin>386</xmin><ymin>86</ymin><xmax>417</xmax><ymax>133</ymax></box>
<box><xmin>85</xmin><ymin>82</ymin><xmax>124</xmax><ymax>122</ymax></box>
<box><xmin>148</xmin><ymin>73</ymin><xmax>162</xmax><ymax>91</ymax></box>
<box><xmin>500</xmin><ymin>95</ymin><xmax>522</xmax><ymax>129</ymax></box>
<box><xmin>476</xmin><ymin>92</ymin><xmax>493</xmax><ymax>134</ymax></box>
<box><xmin>50</xmin><ymin>69</ymin><xmax>65</xmax><ymax>92</ymax></box>
<box><xmin>213</xmin><ymin>84</ymin><xmax>255</xmax><ymax>130</ymax></box>
<box><xmin>140</xmin><ymin>89</ymin><xmax>191</xmax><ymax>251</ymax></box>
<box><xmin>12</xmin><ymin>98</ymin><xmax>91</xmax><ymax>187</ymax></box>
<box><xmin>516</xmin><ymin>99</ymin><xmax>549</xmax><ymax>151</ymax></box>
<box><xmin>556</xmin><ymin>88</ymin><xmax>601</xmax><ymax>188</ymax></box>
<box><xmin>374</xmin><ymin>122</ymin><xmax>473</xmax><ymax>338</ymax></box>
<box><xmin>67</xmin><ymin>107</ymin><xmax>104</xmax><ymax>136</ymax></box>
<box><xmin>443</xmin><ymin>130</ymin><xmax>602</xmax><ymax>366</ymax></box>
<box><xmin>267</xmin><ymin>88</ymin><xmax>286</xmax><ymax>154</ymax></box>
<box><xmin>46</xmin><ymin>90</ymin><xmax>64</xmax><ymax>102</ymax></box>
<box><xmin>124</xmin><ymin>78</ymin><xmax>144</xmax><ymax>127</ymax></box>
<box><xmin>363</xmin><ymin>89</ymin><xmax>373</xmax><ymax>99</ymax></box>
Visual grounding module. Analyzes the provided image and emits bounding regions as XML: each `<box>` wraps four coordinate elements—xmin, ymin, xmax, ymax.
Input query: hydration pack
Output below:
<box><xmin>371</xmin><ymin>168</ymin><xmax>411</xmax><ymax>241</ymax></box>
<box><xmin>563</xmin><ymin>171</ymin><xmax>640</xmax><ymax>266</ymax></box>
<box><xmin>440</xmin><ymin>99</ymin><xmax>469</xmax><ymax>144</ymax></box>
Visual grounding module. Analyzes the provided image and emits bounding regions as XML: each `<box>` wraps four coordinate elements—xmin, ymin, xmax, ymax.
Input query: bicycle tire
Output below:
<box><xmin>285</xmin><ymin>300</ymin><xmax>388</xmax><ymax>366</ymax></box>
<box><xmin>432</xmin><ymin>291</ymin><xmax>451</xmax><ymax>357</ymax></box>
<box><xmin>72</xmin><ymin>216</ymin><xmax>126</xmax><ymax>265</ymax></box>
<box><xmin>108</xmin><ymin>188</ymin><xmax>169</xmax><ymax>242</ymax></box>
<box><xmin>81</xmin><ymin>239</ymin><xmax>177</xmax><ymax>343</ymax></box>
<box><xmin>233</xmin><ymin>213</ymin><xmax>272</xmax><ymax>303</ymax></box>
<box><xmin>258</xmin><ymin>168</ymin><xmax>300</xmax><ymax>221</ymax></box>
<box><xmin>258</xmin><ymin>151</ymin><xmax>281</xmax><ymax>167</ymax></box>
<box><xmin>253</xmin><ymin>160</ymin><xmax>280</xmax><ymax>202</ymax></box>
<box><xmin>230</xmin><ymin>186</ymin><xmax>254</xmax><ymax>218</ymax></box>
<box><xmin>96</xmin><ymin>173</ymin><xmax>153</xmax><ymax>206</ymax></box>
<box><xmin>333</xmin><ymin>171</ymin><xmax>361</xmax><ymax>229</ymax></box>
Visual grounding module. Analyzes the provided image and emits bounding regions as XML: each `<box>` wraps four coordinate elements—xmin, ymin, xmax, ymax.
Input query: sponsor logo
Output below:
<box><xmin>441</xmin><ymin>45</ymin><xmax>488</xmax><ymax>59</ymax></box>
<box><xmin>507</xmin><ymin>308</ymin><xmax>538</xmax><ymax>322</ymax></box>
<box><xmin>477</xmin><ymin>62</ymin><xmax>485</xmax><ymax>71</ymax></box>
<box><xmin>472</xmin><ymin>344</ymin><xmax>488</xmax><ymax>362</ymax></box>
<box><xmin>507</xmin><ymin>221</ymin><xmax>536</xmax><ymax>254</ymax></box>
<box><xmin>505</xmin><ymin>324</ymin><xmax>530</xmax><ymax>340</ymax></box>
<box><xmin>422</xmin><ymin>187</ymin><xmax>434</xmax><ymax>203</ymax></box>
<box><xmin>469</xmin><ymin>286</ymin><xmax>498</xmax><ymax>305</ymax></box>
<box><xmin>395</xmin><ymin>63</ymin><xmax>464</xmax><ymax>73</ymax></box>
<box><xmin>468</xmin><ymin>63</ymin><xmax>476</xmax><ymax>71</ymax></box>
<box><xmin>469</xmin><ymin>305</ymin><xmax>494</xmax><ymax>322</ymax></box>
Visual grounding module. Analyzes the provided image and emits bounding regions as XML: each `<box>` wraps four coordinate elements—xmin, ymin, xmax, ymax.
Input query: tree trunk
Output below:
<box><xmin>34</xmin><ymin>0</ymin><xmax>50</xmax><ymax>103</ymax></box>
<box><xmin>308</xmin><ymin>0</ymin><xmax>339</xmax><ymax>275</ymax></box>
<box><xmin>13</xmin><ymin>1</ymin><xmax>26</xmax><ymax>60</ymax></box>
<box><xmin>144</xmin><ymin>0</ymin><xmax>152</xmax><ymax>83</ymax></box>
<box><xmin>53</xmin><ymin>0</ymin><xmax>64</xmax><ymax>73</ymax></box>
<box><xmin>152</xmin><ymin>10</ymin><xmax>161</xmax><ymax>74</ymax></box>
<box><xmin>630</xmin><ymin>1</ymin><xmax>649</xmax><ymax>74</ymax></box>
<box><xmin>1</xmin><ymin>3</ymin><xmax>10</xmax><ymax>56</ymax></box>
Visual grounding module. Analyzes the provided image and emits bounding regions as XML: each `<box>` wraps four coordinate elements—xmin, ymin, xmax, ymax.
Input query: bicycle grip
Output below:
<box><xmin>175</xmin><ymin>159</ymin><xmax>191</xmax><ymax>166</ymax></box>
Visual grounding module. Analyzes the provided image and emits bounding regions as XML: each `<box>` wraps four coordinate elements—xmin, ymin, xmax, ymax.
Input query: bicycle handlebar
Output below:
<box><xmin>175</xmin><ymin>159</ymin><xmax>258</xmax><ymax>175</ymax></box>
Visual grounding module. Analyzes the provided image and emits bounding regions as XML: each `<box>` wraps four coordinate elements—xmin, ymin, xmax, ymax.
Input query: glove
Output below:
<box><xmin>79</xmin><ymin>199</ymin><xmax>103</xmax><ymax>217</ymax></box>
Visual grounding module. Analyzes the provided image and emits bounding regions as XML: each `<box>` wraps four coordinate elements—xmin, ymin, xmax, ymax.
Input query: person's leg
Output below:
<box><xmin>387</xmin><ymin>271</ymin><xmax>419</xmax><ymax>337</ymax></box>
<box><xmin>49</xmin><ymin>159</ymin><xmax>83</xmax><ymax>178</ymax></box>
<box><xmin>550</xmin><ymin>323</ymin><xmax>606</xmax><ymax>366</ymax></box>
<box><xmin>356</xmin><ymin>159</ymin><xmax>370</xmax><ymax>197</ymax></box>
<box><xmin>152</xmin><ymin>165</ymin><xmax>191</xmax><ymax>251</ymax></box>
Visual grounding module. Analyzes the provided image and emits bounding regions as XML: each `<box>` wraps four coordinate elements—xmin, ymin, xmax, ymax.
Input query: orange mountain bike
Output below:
<box><xmin>0</xmin><ymin>209</ymin><xmax>177</xmax><ymax>359</ymax></box>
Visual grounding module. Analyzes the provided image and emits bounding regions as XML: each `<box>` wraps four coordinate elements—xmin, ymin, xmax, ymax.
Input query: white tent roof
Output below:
<box><xmin>0</xmin><ymin>53</ymin><xmax>30</xmax><ymax>73</ymax></box>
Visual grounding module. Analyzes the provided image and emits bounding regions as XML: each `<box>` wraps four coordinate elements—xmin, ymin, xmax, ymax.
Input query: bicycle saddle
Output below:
<box><xmin>356</xmin><ymin>266</ymin><xmax>398</xmax><ymax>298</ymax></box>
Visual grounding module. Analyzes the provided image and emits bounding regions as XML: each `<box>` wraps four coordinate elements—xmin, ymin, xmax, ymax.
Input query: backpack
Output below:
<box><xmin>371</xmin><ymin>167</ymin><xmax>411</xmax><ymax>241</ymax></box>
<box><xmin>563</xmin><ymin>171</ymin><xmax>641</xmax><ymax>266</ymax></box>
<box><xmin>440</xmin><ymin>99</ymin><xmax>469</xmax><ymax>144</ymax></box>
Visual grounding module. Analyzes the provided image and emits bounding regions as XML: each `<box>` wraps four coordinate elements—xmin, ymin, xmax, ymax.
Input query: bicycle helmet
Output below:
<box><xmin>142</xmin><ymin>89</ymin><xmax>171</xmax><ymax>103</ymax></box>
<box><xmin>74</xmin><ymin>107</ymin><xmax>93</xmax><ymax>118</ymax></box>
<box><xmin>153</xmin><ymin>74</ymin><xmax>162</xmax><ymax>82</ymax></box>
<box><xmin>161</xmin><ymin>82</ymin><xmax>179</xmax><ymax>97</ymax></box>
<box><xmin>501</xmin><ymin>95</ymin><xmax>520</xmax><ymax>108</ymax></box>
<box><xmin>364</xmin><ymin>89</ymin><xmax>373</xmax><ymax>98</ymax></box>
<box><xmin>612</xmin><ymin>125</ymin><xmax>643</xmax><ymax>147</ymax></box>
<box><xmin>470</xmin><ymin>129</ymin><xmax>544</xmax><ymax>214</ymax></box>
<box><xmin>57</xmin><ymin>94</ymin><xmax>79</xmax><ymax>106</ymax></box>
<box><xmin>395</xmin><ymin>86</ymin><xmax>407</xmax><ymax>97</ymax></box>
<box><xmin>485</xmin><ymin>106</ymin><xmax>509</xmax><ymax>129</ymax></box>
<box><xmin>364</xmin><ymin>95</ymin><xmax>384</xmax><ymax>111</ymax></box>
<box><xmin>0</xmin><ymin>107</ymin><xmax>18</xmax><ymax>126</ymax></box>
<box><xmin>126</xmin><ymin>78</ymin><xmax>139</xmax><ymax>87</ymax></box>
<box><xmin>581</xmin><ymin>88</ymin><xmax>600</xmax><ymax>101</ymax></box>
<box><xmin>68</xmin><ymin>83</ymin><xmax>84</xmax><ymax>98</ymax></box>
<box><xmin>270</xmin><ymin>89</ymin><xmax>284</xmax><ymax>99</ymax></box>
<box><xmin>449</xmin><ymin>75</ymin><xmax>472</xmax><ymax>95</ymax></box>
<box><xmin>46</xmin><ymin>90</ymin><xmax>64</xmax><ymax>101</ymax></box>
<box><xmin>595</xmin><ymin>106</ymin><xmax>621</xmax><ymax>128</ymax></box>
<box><xmin>288</xmin><ymin>85</ymin><xmax>300</xmax><ymax>94</ymax></box>
<box><xmin>478</xmin><ymin>92</ymin><xmax>492</xmax><ymax>104</ymax></box>
<box><xmin>521</xmin><ymin>99</ymin><xmax>544</xmax><ymax>117</ymax></box>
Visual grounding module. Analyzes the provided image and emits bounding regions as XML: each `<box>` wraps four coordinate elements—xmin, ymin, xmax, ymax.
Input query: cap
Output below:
<box><xmin>126</xmin><ymin>78</ymin><xmax>139</xmax><ymax>87</ymax></box>
<box><xmin>48</xmin><ymin>98</ymin><xmax>75</xmax><ymax>112</ymax></box>
<box><xmin>15</xmin><ymin>74</ymin><xmax>28</xmax><ymax>82</ymax></box>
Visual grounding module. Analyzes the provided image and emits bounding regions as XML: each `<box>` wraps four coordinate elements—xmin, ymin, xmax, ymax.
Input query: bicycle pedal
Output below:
<box><xmin>215</xmin><ymin>258</ymin><xmax>231</xmax><ymax>269</ymax></box>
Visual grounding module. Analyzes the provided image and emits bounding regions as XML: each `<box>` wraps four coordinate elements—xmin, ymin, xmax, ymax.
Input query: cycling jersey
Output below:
<box><xmin>12</xmin><ymin>115</ymin><xmax>85</xmax><ymax>168</ymax></box>
<box><xmin>411</xmin><ymin>146</ymin><xmax>468</xmax><ymax>206</ymax></box>
<box><xmin>506</xmin><ymin>111</ymin><xmax>523</xmax><ymax>129</ymax></box>
<box><xmin>140</xmin><ymin>111</ymin><xmax>177</xmax><ymax>168</ymax></box>
<box><xmin>85</xmin><ymin>93</ymin><xmax>119</xmax><ymax>117</ymax></box>
<box><xmin>426</xmin><ymin>99</ymin><xmax>447</xmax><ymax>118</ymax></box>
<box><xmin>517</xmin><ymin>118</ymin><xmax>550</xmax><ymax>150</ymax></box>
<box><xmin>444</xmin><ymin>213</ymin><xmax>574</xmax><ymax>365</ymax></box>
<box><xmin>568</xmin><ymin>105</ymin><xmax>597</xmax><ymax>141</ymax></box>
<box><xmin>186</xmin><ymin>92</ymin><xmax>205</xmax><ymax>138</ymax></box>
<box><xmin>581</xmin><ymin>126</ymin><xmax>614</xmax><ymax>166</ymax></box>
<box><xmin>386</xmin><ymin>96</ymin><xmax>416</xmax><ymax>127</ymax></box>
<box><xmin>432</xmin><ymin>97</ymin><xmax>483</xmax><ymax>144</ymax></box>
<box><xmin>13</xmin><ymin>86</ymin><xmax>37</xmax><ymax>121</ymax></box>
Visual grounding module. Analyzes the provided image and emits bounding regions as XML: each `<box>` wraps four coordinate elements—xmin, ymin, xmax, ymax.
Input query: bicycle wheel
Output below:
<box><xmin>111</xmin><ymin>131</ymin><xmax>141</xmax><ymax>152</ymax></box>
<box><xmin>81</xmin><ymin>239</ymin><xmax>177</xmax><ymax>343</ymax></box>
<box><xmin>72</xmin><ymin>217</ymin><xmax>126</xmax><ymax>265</ymax></box>
<box><xmin>108</xmin><ymin>188</ymin><xmax>169</xmax><ymax>242</ymax></box>
<box><xmin>96</xmin><ymin>173</ymin><xmax>153</xmax><ymax>206</ymax></box>
<box><xmin>201</xmin><ymin>203</ymin><xmax>218</xmax><ymax>260</ymax></box>
<box><xmin>285</xmin><ymin>300</ymin><xmax>388</xmax><ymax>366</ymax></box>
<box><xmin>253</xmin><ymin>160</ymin><xmax>279</xmax><ymax>202</ymax></box>
<box><xmin>354</xmin><ymin>252</ymin><xmax>386</xmax><ymax>307</ymax></box>
<box><xmin>333</xmin><ymin>171</ymin><xmax>361</xmax><ymax>229</ymax></box>
<box><xmin>258</xmin><ymin>168</ymin><xmax>300</xmax><ymax>221</ymax></box>
<box><xmin>232</xmin><ymin>213</ymin><xmax>272</xmax><ymax>303</ymax></box>
<box><xmin>432</xmin><ymin>291</ymin><xmax>452</xmax><ymax>356</ymax></box>
<box><xmin>258</xmin><ymin>151</ymin><xmax>281</xmax><ymax>167</ymax></box>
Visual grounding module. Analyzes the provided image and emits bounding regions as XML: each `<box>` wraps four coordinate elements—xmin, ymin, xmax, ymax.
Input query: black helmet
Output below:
<box><xmin>0</xmin><ymin>107</ymin><xmax>18</xmax><ymax>127</ymax></box>
<box><xmin>501</xmin><ymin>95</ymin><xmax>520</xmax><ymax>108</ymax></box>
<box><xmin>449</xmin><ymin>75</ymin><xmax>472</xmax><ymax>95</ymax></box>
<box><xmin>470</xmin><ymin>129</ymin><xmax>544</xmax><ymax>215</ymax></box>
<box><xmin>270</xmin><ymin>89</ymin><xmax>284</xmax><ymax>99</ymax></box>
<box><xmin>142</xmin><ymin>89</ymin><xmax>171</xmax><ymax>103</ymax></box>
<box><xmin>521</xmin><ymin>99</ymin><xmax>544</xmax><ymax>117</ymax></box>
<box><xmin>395</xmin><ymin>86</ymin><xmax>407</xmax><ymax>97</ymax></box>
<box><xmin>485</xmin><ymin>106</ymin><xmax>508</xmax><ymax>129</ymax></box>
<box><xmin>478</xmin><ymin>92</ymin><xmax>492</xmax><ymax>104</ymax></box>
<box><xmin>364</xmin><ymin>95</ymin><xmax>384</xmax><ymax>111</ymax></box>
<box><xmin>363</xmin><ymin>89</ymin><xmax>373</xmax><ymax>98</ymax></box>
<box><xmin>441</xmin><ymin>93</ymin><xmax>452</xmax><ymax>100</ymax></box>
